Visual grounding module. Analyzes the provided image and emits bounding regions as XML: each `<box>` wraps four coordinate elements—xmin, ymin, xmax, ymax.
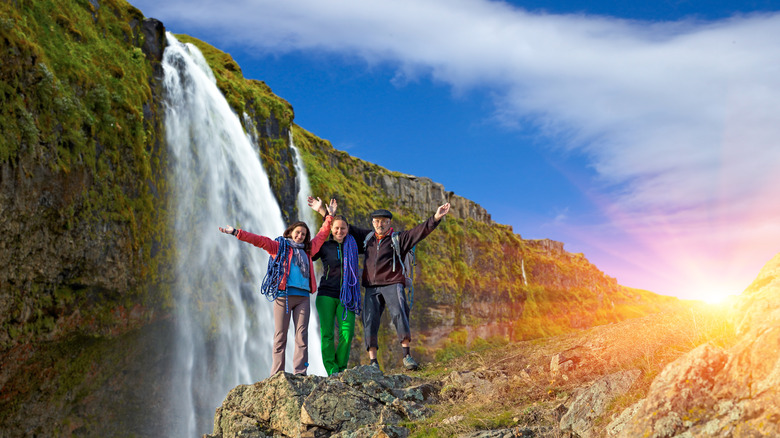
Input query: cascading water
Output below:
<box><xmin>289</xmin><ymin>133</ymin><xmax>327</xmax><ymax>377</ymax></box>
<box><xmin>290</xmin><ymin>133</ymin><xmax>318</xmax><ymax>230</ymax></box>
<box><xmin>161</xmin><ymin>33</ymin><xmax>301</xmax><ymax>436</ymax></box>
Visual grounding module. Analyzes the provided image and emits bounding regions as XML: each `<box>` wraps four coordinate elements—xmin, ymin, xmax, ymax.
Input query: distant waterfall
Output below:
<box><xmin>290</xmin><ymin>132</ymin><xmax>318</xmax><ymax>229</ymax></box>
<box><xmin>161</xmin><ymin>33</ymin><xmax>287</xmax><ymax>437</ymax></box>
<box><xmin>289</xmin><ymin>132</ymin><xmax>326</xmax><ymax>377</ymax></box>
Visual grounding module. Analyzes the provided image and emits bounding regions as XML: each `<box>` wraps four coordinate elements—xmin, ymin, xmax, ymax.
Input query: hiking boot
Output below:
<box><xmin>403</xmin><ymin>354</ymin><xmax>419</xmax><ymax>371</ymax></box>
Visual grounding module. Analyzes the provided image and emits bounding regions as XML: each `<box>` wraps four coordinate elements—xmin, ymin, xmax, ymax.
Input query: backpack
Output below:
<box><xmin>363</xmin><ymin>231</ymin><xmax>417</xmax><ymax>306</ymax></box>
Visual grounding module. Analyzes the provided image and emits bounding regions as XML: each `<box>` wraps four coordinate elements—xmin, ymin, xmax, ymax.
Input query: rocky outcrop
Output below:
<box><xmin>366</xmin><ymin>172</ymin><xmax>493</xmax><ymax>225</ymax></box>
<box><xmin>312</xmin><ymin>142</ymin><xmax>492</xmax><ymax>225</ymax></box>
<box><xmin>559</xmin><ymin>369</ymin><xmax>640</xmax><ymax>437</ymax></box>
<box><xmin>205</xmin><ymin>365</ymin><xmax>439</xmax><ymax>438</ymax></box>
<box><xmin>616</xmin><ymin>253</ymin><xmax>780</xmax><ymax>437</ymax></box>
<box><xmin>526</xmin><ymin>239</ymin><xmax>565</xmax><ymax>256</ymax></box>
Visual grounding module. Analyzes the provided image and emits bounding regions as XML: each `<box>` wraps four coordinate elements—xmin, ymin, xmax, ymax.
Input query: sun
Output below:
<box><xmin>694</xmin><ymin>286</ymin><xmax>738</xmax><ymax>305</ymax></box>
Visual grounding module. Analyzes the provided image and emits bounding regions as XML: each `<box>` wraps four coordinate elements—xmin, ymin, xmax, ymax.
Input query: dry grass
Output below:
<box><xmin>403</xmin><ymin>300</ymin><xmax>738</xmax><ymax>437</ymax></box>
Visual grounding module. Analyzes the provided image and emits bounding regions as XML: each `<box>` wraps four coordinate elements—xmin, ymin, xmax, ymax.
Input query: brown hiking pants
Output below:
<box><xmin>272</xmin><ymin>294</ymin><xmax>310</xmax><ymax>375</ymax></box>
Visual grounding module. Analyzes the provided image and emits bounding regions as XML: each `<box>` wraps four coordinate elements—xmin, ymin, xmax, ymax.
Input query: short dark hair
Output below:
<box><xmin>283</xmin><ymin>221</ymin><xmax>312</xmax><ymax>252</ymax></box>
<box><xmin>331</xmin><ymin>215</ymin><xmax>349</xmax><ymax>226</ymax></box>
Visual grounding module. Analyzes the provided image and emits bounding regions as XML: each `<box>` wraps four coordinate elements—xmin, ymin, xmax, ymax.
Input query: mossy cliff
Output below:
<box><xmin>0</xmin><ymin>0</ymin><xmax>168</xmax><ymax>346</ymax></box>
<box><xmin>0</xmin><ymin>0</ymin><xmax>676</xmax><ymax>436</ymax></box>
<box><xmin>1</xmin><ymin>0</ymin><xmax>177</xmax><ymax>435</ymax></box>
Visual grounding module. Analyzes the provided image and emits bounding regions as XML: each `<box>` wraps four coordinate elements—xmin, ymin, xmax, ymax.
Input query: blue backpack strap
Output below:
<box><xmin>390</xmin><ymin>232</ymin><xmax>404</xmax><ymax>275</ymax></box>
<box><xmin>363</xmin><ymin>231</ymin><xmax>374</xmax><ymax>252</ymax></box>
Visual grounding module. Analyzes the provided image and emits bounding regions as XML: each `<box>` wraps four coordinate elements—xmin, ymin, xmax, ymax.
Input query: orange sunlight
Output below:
<box><xmin>691</xmin><ymin>284</ymin><xmax>739</xmax><ymax>305</ymax></box>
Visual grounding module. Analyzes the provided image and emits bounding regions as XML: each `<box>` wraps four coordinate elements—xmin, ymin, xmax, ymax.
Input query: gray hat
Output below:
<box><xmin>370</xmin><ymin>209</ymin><xmax>393</xmax><ymax>219</ymax></box>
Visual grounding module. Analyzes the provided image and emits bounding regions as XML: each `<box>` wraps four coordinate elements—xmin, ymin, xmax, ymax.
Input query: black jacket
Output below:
<box><xmin>313</xmin><ymin>238</ymin><xmax>363</xmax><ymax>299</ymax></box>
<box><xmin>349</xmin><ymin>215</ymin><xmax>441</xmax><ymax>288</ymax></box>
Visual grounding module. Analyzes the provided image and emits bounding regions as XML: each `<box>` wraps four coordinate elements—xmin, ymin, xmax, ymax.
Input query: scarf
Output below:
<box><xmin>285</xmin><ymin>238</ymin><xmax>309</xmax><ymax>280</ymax></box>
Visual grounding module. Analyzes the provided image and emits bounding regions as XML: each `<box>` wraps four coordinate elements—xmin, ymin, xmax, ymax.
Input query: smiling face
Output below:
<box><xmin>372</xmin><ymin>217</ymin><xmax>391</xmax><ymax>237</ymax></box>
<box><xmin>290</xmin><ymin>225</ymin><xmax>308</xmax><ymax>244</ymax></box>
<box><xmin>331</xmin><ymin>219</ymin><xmax>349</xmax><ymax>243</ymax></box>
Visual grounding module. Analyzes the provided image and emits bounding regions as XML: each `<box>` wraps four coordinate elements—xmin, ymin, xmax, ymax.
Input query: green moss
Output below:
<box><xmin>1</xmin><ymin>0</ymin><xmax>176</xmax><ymax>348</ymax></box>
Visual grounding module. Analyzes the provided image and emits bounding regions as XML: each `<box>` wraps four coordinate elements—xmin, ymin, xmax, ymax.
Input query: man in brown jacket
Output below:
<box><xmin>350</xmin><ymin>203</ymin><xmax>451</xmax><ymax>371</ymax></box>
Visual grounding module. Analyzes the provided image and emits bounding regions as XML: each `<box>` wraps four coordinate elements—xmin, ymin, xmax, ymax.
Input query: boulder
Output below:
<box><xmin>205</xmin><ymin>365</ymin><xmax>439</xmax><ymax>438</ymax></box>
<box><xmin>559</xmin><ymin>369</ymin><xmax>640</xmax><ymax>437</ymax></box>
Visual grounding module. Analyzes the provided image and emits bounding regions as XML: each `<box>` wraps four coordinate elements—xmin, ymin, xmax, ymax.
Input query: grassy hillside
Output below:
<box><xmin>288</xmin><ymin>123</ymin><xmax>678</xmax><ymax>367</ymax></box>
<box><xmin>404</xmin><ymin>300</ymin><xmax>737</xmax><ymax>437</ymax></box>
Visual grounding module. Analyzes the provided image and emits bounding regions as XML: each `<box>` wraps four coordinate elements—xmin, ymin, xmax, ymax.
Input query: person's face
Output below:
<box><xmin>291</xmin><ymin>226</ymin><xmax>308</xmax><ymax>244</ymax></box>
<box><xmin>331</xmin><ymin>220</ymin><xmax>349</xmax><ymax>243</ymax></box>
<box><xmin>372</xmin><ymin>217</ymin><xmax>391</xmax><ymax>236</ymax></box>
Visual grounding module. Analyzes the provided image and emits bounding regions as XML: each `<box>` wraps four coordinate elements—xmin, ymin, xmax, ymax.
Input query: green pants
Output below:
<box><xmin>316</xmin><ymin>295</ymin><xmax>355</xmax><ymax>375</ymax></box>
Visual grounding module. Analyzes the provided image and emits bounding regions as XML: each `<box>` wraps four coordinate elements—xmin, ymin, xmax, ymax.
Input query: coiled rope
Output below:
<box><xmin>340</xmin><ymin>234</ymin><xmax>361</xmax><ymax>319</ymax></box>
<box><xmin>261</xmin><ymin>236</ymin><xmax>290</xmax><ymax>312</ymax></box>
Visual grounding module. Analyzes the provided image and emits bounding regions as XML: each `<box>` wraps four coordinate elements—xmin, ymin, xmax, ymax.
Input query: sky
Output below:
<box><xmin>128</xmin><ymin>0</ymin><xmax>780</xmax><ymax>301</ymax></box>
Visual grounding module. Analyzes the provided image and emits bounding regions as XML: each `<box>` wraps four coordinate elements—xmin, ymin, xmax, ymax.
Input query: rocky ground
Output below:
<box><xmin>204</xmin><ymin>254</ymin><xmax>780</xmax><ymax>438</ymax></box>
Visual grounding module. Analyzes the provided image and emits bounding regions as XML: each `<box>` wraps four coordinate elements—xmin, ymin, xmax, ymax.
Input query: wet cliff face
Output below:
<box><xmin>0</xmin><ymin>1</ymin><xmax>177</xmax><ymax>435</ymax></box>
<box><xmin>0</xmin><ymin>0</ymin><xmax>170</xmax><ymax>348</ymax></box>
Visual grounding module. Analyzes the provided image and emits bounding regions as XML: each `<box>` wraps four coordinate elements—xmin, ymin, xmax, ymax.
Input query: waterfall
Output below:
<box><xmin>161</xmin><ymin>33</ymin><xmax>289</xmax><ymax>437</ymax></box>
<box><xmin>521</xmin><ymin>259</ymin><xmax>528</xmax><ymax>286</ymax></box>
<box><xmin>290</xmin><ymin>131</ymin><xmax>318</xmax><ymax>229</ymax></box>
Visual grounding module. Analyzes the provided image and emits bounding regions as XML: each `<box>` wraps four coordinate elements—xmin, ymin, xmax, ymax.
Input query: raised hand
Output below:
<box><xmin>219</xmin><ymin>226</ymin><xmax>236</xmax><ymax>235</ymax></box>
<box><xmin>326</xmin><ymin>198</ymin><xmax>338</xmax><ymax>216</ymax></box>
<box><xmin>308</xmin><ymin>196</ymin><xmax>327</xmax><ymax>217</ymax></box>
<box><xmin>434</xmin><ymin>202</ymin><xmax>451</xmax><ymax>221</ymax></box>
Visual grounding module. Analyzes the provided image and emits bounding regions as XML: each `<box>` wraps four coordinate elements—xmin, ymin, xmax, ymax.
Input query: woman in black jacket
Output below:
<box><xmin>309</xmin><ymin>198</ymin><xmax>362</xmax><ymax>375</ymax></box>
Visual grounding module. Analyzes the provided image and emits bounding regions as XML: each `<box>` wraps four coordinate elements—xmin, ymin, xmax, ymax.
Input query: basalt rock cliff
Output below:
<box><xmin>1</xmin><ymin>0</ymin><xmax>676</xmax><ymax>436</ymax></box>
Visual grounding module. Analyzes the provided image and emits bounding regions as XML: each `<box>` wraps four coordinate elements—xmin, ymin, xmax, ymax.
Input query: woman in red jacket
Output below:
<box><xmin>219</xmin><ymin>202</ymin><xmax>335</xmax><ymax>376</ymax></box>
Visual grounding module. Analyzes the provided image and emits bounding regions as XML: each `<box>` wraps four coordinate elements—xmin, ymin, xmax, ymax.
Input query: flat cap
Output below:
<box><xmin>370</xmin><ymin>209</ymin><xmax>393</xmax><ymax>219</ymax></box>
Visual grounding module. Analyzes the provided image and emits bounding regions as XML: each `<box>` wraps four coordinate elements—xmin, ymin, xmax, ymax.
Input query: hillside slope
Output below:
<box><xmin>202</xmin><ymin>297</ymin><xmax>736</xmax><ymax>438</ymax></box>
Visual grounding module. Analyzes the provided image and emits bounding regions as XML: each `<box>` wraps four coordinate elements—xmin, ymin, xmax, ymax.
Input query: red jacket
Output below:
<box><xmin>235</xmin><ymin>215</ymin><xmax>333</xmax><ymax>293</ymax></box>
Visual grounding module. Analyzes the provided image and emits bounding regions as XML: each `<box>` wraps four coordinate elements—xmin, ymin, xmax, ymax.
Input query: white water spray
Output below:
<box><xmin>289</xmin><ymin>132</ymin><xmax>326</xmax><ymax>377</ymax></box>
<box><xmin>162</xmin><ymin>33</ymin><xmax>288</xmax><ymax>437</ymax></box>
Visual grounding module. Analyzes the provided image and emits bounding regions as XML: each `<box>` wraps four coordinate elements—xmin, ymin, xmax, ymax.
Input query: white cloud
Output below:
<box><xmin>133</xmin><ymin>0</ymin><xmax>780</xmax><ymax>207</ymax></box>
<box><xmin>131</xmin><ymin>0</ymin><xmax>780</xmax><ymax>297</ymax></box>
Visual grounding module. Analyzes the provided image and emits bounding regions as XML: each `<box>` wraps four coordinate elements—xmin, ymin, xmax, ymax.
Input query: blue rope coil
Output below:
<box><xmin>261</xmin><ymin>236</ymin><xmax>290</xmax><ymax>312</ymax></box>
<box><xmin>340</xmin><ymin>234</ymin><xmax>361</xmax><ymax>319</ymax></box>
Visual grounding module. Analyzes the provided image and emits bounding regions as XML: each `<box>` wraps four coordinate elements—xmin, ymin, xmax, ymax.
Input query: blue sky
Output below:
<box><xmin>129</xmin><ymin>0</ymin><xmax>780</xmax><ymax>301</ymax></box>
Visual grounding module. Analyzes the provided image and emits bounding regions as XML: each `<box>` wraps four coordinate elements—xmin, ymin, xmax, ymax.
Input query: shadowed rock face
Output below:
<box><xmin>616</xmin><ymin>253</ymin><xmax>780</xmax><ymax>438</ymax></box>
<box><xmin>205</xmin><ymin>365</ymin><xmax>440</xmax><ymax>438</ymax></box>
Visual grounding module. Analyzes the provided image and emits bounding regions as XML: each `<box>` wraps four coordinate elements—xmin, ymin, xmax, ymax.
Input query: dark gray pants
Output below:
<box><xmin>362</xmin><ymin>283</ymin><xmax>411</xmax><ymax>351</ymax></box>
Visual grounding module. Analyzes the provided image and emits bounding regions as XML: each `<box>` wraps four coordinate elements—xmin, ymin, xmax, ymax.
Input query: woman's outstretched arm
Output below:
<box><xmin>219</xmin><ymin>225</ymin><xmax>280</xmax><ymax>256</ymax></box>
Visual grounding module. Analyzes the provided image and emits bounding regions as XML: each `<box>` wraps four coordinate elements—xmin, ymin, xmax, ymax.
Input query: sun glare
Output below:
<box><xmin>694</xmin><ymin>286</ymin><xmax>738</xmax><ymax>305</ymax></box>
